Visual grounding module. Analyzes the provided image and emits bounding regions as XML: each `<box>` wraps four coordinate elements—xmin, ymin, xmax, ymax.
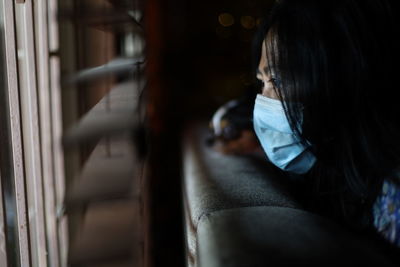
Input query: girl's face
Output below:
<box><xmin>256</xmin><ymin>33</ymin><xmax>280</xmax><ymax>100</ymax></box>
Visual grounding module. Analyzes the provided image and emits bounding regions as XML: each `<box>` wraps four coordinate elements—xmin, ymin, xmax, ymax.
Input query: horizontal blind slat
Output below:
<box><xmin>59</xmin><ymin>6</ymin><xmax>143</xmax><ymax>34</ymax></box>
<box><xmin>65</xmin><ymin>138</ymin><xmax>139</xmax><ymax>209</ymax></box>
<box><xmin>62</xmin><ymin>57</ymin><xmax>145</xmax><ymax>85</ymax></box>
<box><xmin>68</xmin><ymin>199</ymin><xmax>141</xmax><ymax>265</ymax></box>
<box><xmin>63</xmin><ymin>80</ymin><xmax>141</xmax><ymax>146</ymax></box>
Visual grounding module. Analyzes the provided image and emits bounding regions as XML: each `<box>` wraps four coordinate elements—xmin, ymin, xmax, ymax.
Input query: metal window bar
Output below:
<box><xmin>15</xmin><ymin>1</ymin><xmax>49</xmax><ymax>266</ymax></box>
<box><xmin>0</xmin><ymin>0</ymin><xmax>146</xmax><ymax>266</ymax></box>
<box><xmin>0</xmin><ymin>0</ymin><xmax>31</xmax><ymax>266</ymax></box>
<box><xmin>0</xmin><ymin>0</ymin><xmax>73</xmax><ymax>266</ymax></box>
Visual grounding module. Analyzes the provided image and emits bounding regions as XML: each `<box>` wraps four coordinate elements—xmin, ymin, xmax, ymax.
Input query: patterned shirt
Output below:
<box><xmin>372</xmin><ymin>178</ymin><xmax>400</xmax><ymax>247</ymax></box>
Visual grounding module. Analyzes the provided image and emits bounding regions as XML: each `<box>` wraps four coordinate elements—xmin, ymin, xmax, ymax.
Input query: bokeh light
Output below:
<box><xmin>218</xmin><ymin>13</ymin><xmax>235</xmax><ymax>27</ymax></box>
<box><xmin>240</xmin><ymin>16</ymin><xmax>256</xmax><ymax>29</ymax></box>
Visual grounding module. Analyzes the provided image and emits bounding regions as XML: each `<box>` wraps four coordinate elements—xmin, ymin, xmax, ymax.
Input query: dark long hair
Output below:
<box><xmin>252</xmin><ymin>0</ymin><xmax>400</xmax><ymax>229</ymax></box>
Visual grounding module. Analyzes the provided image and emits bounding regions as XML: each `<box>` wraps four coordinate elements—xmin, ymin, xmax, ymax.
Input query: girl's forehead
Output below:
<box><xmin>261</xmin><ymin>29</ymin><xmax>280</xmax><ymax>72</ymax></box>
<box><xmin>260</xmin><ymin>33</ymin><xmax>277</xmax><ymax>70</ymax></box>
<box><xmin>263</xmin><ymin>29</ymin><xmax>278</xmax><ymax>56</ymax></box>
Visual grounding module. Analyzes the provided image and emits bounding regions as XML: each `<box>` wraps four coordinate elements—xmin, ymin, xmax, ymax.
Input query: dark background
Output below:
<box><xmin>144</xmin><ymin>1</ymin><xmax>276</xmax><ymax>266</ymax></box>
<box><xmin>148</xmin><ymin>0</ymin><xmax>275</xmax><ymax>122</ymax></box>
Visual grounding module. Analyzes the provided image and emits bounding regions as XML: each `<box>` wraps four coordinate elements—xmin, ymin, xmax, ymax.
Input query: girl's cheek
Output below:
<box><xmin>262</xmin><ymin>85</ymin><xmax>279</xmax><ymax>99</ymax></box>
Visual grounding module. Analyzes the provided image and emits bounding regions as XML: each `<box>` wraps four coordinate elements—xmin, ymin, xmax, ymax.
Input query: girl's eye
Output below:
<box><xmin>269</xmin><ymin>77</ymin><xmax>282</xmax><ymax>89</ymax></box>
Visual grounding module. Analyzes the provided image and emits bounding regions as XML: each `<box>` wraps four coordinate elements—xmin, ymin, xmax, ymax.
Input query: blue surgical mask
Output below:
<box><xmin>253</xmin><ymin>94</ymin><xmax>316</xmax><ymax>174</ymax></box>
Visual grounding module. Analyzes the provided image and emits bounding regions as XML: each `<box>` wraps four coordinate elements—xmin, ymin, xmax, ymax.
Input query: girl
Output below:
<box><xmin>251</xmin><ymin>0</ymin><xmax>400</xmax><ymax>248</ymax></box>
